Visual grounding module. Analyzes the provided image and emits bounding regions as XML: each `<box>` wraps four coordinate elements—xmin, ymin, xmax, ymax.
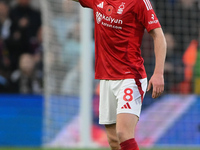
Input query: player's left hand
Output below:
<box><xmin>147</xmin><ymin>73</ymin><xmax>164</xmax><ymax>99</ymax></box>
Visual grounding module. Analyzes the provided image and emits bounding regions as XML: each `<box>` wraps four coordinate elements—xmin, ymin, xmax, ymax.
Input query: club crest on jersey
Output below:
<box><xmin>106</xmin><ymin>5</ymin><xmax>113</xmax><ymax>15</ymax></box>
<box><xmin>117</xmin><ymin>2</ymin><xmax>125</xmax><ymax>14</ymax></box>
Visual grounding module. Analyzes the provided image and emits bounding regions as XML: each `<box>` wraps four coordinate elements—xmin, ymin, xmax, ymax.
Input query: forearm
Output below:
<box><xmin>150</xmin><ymin>28</ymin><xmax>167</xmax><ymax>75</ymax></box>
<box><xmin>147</xmin><ymin>28</ymin><xmax>166</xmax><ymax>98</ymax></box>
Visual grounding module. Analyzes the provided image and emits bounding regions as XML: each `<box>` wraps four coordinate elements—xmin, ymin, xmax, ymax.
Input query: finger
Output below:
<box><xmin>152</xmin><ymin>86</ymin><xmax>161</xmax><ymax>99</ymax></box>
<box><xmin>147</xmin><ymin>81</ymin><xmax>152</xmax><ymax>91</ymax></box>
<box><xmin>158</xmin><ymin>85</ymin><xmax>164</xmax><ymax>95</ymax></box>
<box><xmin>161</xmin><ymin>85</ymin><xmax>164</xmax><ymax>93</ymax></box>
<box><xmin>153</xmin><ymin>92</ymin><xmax>160</xmax><ymax>99</ymax></box>
<box><xmin>152</xmin><ymin>87</ymin><xmax>157</xmax><ymax>98</ymax></box>
<box><xmin>154</xmin><ymin>86</ymin><xmax>164</xmax><ymax>98</ymax></box>
<box><xmin>152</xmin><ymin>92</ymin><xmax>157</xmax><ymax>99</ymax></box>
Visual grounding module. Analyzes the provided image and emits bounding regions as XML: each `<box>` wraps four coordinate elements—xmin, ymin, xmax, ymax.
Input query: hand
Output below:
<box><xmin>147</xmin><ymin>74</ymin><xmax>164</xmax><ymax>99</ymax></box>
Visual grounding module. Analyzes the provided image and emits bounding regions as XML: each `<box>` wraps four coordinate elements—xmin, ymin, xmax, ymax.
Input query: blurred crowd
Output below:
<box><xmin>0</xmin><ymin>0</ymin><xmax>42</xmax><ymax>94</ymax></box>
<box><xmin>142</xmin><ymin>0</ymin><xmax>199</xmax><ymax>94</ymax></box>
<box><xmin>0</xmin><ymin>0</ymin><xmax>199</xmax><ymax>95</ymax></box>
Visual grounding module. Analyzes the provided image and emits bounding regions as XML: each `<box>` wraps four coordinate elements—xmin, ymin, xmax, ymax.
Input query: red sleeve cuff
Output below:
<box><xmin>146</xmin><ymin>23</ymin><xmax>161</xmax><ymax>33</ymax></box>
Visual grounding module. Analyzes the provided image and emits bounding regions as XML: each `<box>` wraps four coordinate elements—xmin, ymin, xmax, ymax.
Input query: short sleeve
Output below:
<box><xmin>79</xmin><ymin>0</ymin><xmax>93</xmax><ymax>9</ymax></box>
<box><xmin>134</xmin><ymin>0</ymin><xmax>161</xmax><ymax>32</ymax></box>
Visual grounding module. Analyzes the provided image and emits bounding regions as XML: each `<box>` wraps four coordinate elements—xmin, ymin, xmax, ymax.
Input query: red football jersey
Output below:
<box><xmin>79</xmin><ymin>0</ymin><xmax>161</xmax><ymax>79</ymax></box>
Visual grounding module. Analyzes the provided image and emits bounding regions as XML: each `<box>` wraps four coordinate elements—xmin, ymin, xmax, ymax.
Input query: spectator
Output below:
<box><xmin>51</xmin><ymin>0</ymin><xmax>79</xmax><ymax>56</ymax></box>
<box><xmin>63</xmin><ymin>22</ymin><xmax>80</xmax><ymax>71</ymax></box>
<box><xmin>6</xmin><ymin>0</ymin><xmax>41</xmax><ymax>71</ymax></box>
<box><xmin>0</xmin><ymin>0</ymin><xmax>13</xmax><ymax>5</ymax></box>
<box><xmin>0</xmin><ymin>1</ymin><xmax>11</xmax><ymax>66</ymax></box>
<box><xmin>10</xmin><ymin>53</ymin><xmax>42</xmax><ymax>94</ymax></box>
<box><xmin>164</xmin><ymin>33</ymin><xmax>184</xmax><ymax>92</ymax></box>
<box><xmin>30</xmin><ymin>27</ymin><xmax>43</xmax><ymax>72</ymax></box>
<box><xmin>0</xmin><ymin>62</ymin><xmax>10</xmax><ymax>93</ymax></box>
<box><xmin>0</xmin><ymin>1</ymin><xmax>11</xmax><ymax>40</ymax></box>
<box><xmin>0</xmin><ymin>1</ymin><xmax>11</xmax><ymax>90</ymax></box>
<box><xmin>61</xmin><ymin>23</ymin><xmax>81</xmax><ymax>96</ymax></box>
<box><xmin>61</xmin><ymin>63</ymin><xmax>80</xmax><ymax>96</ymax></box>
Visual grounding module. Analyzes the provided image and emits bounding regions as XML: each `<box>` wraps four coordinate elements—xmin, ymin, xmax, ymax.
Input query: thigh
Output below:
<box><xmin>99</xmin><ymin>80</ymin><xmax>117</xmax><ymax>125</ymax></box>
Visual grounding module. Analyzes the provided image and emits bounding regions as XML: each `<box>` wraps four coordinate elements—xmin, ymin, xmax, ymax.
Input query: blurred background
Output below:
<box><xmin>0</xmin><ymin>0</ymin><xmax>199</xmax><ymax>149</ymax></box>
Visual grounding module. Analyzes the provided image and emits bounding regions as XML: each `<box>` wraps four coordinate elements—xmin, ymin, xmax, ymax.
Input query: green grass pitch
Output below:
<box><xmin>0</xmin><ymin>148</ymin><xmax>200</xmax><ymax>150</ymax></box>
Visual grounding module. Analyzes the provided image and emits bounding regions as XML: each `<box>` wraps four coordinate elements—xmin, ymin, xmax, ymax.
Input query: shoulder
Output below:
<box><xmin>133</xmin><ymin>0</ymin><xmax>154</xmax><ymax>13</ymax></box>
<box><xmin>134</xmin><ymin>0</ymin><xmax>153</xmax><ymax>8</ymax></box>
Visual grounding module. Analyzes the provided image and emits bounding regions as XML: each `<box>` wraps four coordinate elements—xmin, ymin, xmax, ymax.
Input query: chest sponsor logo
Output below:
<box><xmin>117</xmin><ymin>2</ymin><xmax>125</xmax><ymax>14</ymax></box>
<box><xmin>96</xmin><ymin>11</ymin><xmax>123</xmax><ymax>30</ymax></box>
<box><xmin>97</xmin><ymin>2</ymin><xmax>104</xmax><ymax>8</ymax></box>
<box><xmin>96</xmin><ymin>11</ymin><xmax>123</xmax><ymax>24</ymax></box>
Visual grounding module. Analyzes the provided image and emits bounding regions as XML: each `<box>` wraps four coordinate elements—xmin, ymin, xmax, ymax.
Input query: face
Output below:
<box><xmin>17</xmin><ymin>0</ymin><xmax>31</xmax><ymax>6</ymax></box>
<box><xmin>19</xmin><ymin>54</ymin><xmax>35</xmax><ymax>74</ymax></box>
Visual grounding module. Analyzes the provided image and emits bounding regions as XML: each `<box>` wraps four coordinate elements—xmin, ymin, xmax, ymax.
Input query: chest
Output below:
<box><xmin>93</xmin><ymin>0</ymin><xmax>135</xmax><ymax>27</ymax></box>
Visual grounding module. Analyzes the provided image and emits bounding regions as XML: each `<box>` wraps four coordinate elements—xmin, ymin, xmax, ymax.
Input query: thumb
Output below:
<box><xmin>147</xmin><ymin>81</ymin><xmax>152</xmax><ymax>91</ymax></box>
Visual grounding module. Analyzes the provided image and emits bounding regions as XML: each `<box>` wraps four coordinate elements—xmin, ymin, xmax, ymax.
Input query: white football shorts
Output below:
<box><xmin>99</xmin><ymin>78</ymin><xmax>147</xmax><ymax>125</ymax></box>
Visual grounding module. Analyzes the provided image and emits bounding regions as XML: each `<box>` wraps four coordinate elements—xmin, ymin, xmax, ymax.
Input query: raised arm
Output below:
<box><xmin>72</xmin><ymin>0</ymin><xmax>93</xmax><ymax>9</ymax></box>
<box><xmin>147</xmin><ymin>27</ymin><xmax>167</xmax><ymax>98</ymax></box>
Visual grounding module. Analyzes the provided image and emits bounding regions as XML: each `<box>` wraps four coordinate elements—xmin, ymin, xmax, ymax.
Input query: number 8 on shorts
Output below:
<box><xmin>123</xmin><ymin>88</ymin><xmax>133</xmax><ymax>102</ymax></box>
